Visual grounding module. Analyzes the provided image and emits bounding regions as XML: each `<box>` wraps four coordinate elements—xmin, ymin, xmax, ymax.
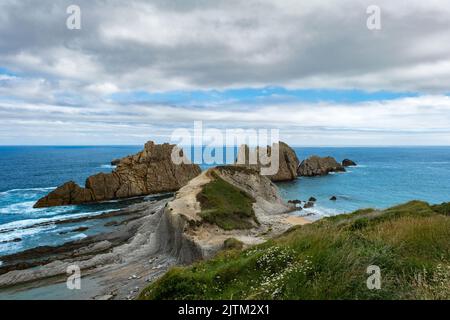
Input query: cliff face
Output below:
<box><xmin>159</xmin><ymin>166</ymin><xmax>308</xmax><ymax>264</ymax></box>
<box><xmin>236</xmin><ymin>142</ymin><xmax>300</xmax><ymax>182</ymax></box>
<box><xmin>297</xmin><ymin>156</ymin><xmax>346</xmax><ymax>177</ymax></box>
<box><xmin>34</xmin><ymin>141</ymin><xmax>201</xmax><ymax>208</ymax></box>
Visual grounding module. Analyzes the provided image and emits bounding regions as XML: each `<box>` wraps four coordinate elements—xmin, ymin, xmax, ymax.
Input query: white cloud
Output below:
<box><xmin>1</xmin><ymin>95</ymin><xmax>449</xmax><ymax>145</ymax></box>
<box><xmin>1</xmin><ymin>0</ymin><xmax>450</xmax><ymax>145</ymax></box>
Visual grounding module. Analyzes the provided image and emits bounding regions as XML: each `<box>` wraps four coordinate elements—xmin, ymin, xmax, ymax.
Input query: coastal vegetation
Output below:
<box><xmin>197</xmin><ymin>172</ymin><xmax>257</xmax><ymax>230</ymax></box>
<box><xmin>139</xmin><ymin>201</ymin><xmax>450</xmax><ymax>300</ymax></box>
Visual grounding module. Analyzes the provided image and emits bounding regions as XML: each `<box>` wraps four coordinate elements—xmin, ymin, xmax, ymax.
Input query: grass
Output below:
<box><xmin>139</xmin><ymin>201</ymin><xmax>450</xmax><ymax>300</ymax></box>
<box><xmin>196</xmin><ymin>172</ymin><xmax>257</xmax><ymax>230</ymax></box>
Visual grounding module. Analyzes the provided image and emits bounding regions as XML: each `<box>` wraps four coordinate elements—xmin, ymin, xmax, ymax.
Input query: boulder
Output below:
<box><xmin>297</xmin><ymin>156</ymin><xmax>346</xmax><ymax>177</ymax></box>
<box><xmin>34</xmin><ymin>141</ymin><xmax>201</xmax><ymax>208</ymax></box>
<box><xmin>34</xmin><ymin>181</ymin><xmax>94</xmax><ymax>208</ymax></box>
<box><xmin>309</xmin><ymin>197</ymin><xmax>317</xmax><ymax>202</ymax></box>
<box><xmin>342</xmin><ymin>159</ymin><xmax>357</xmax><ymax>167</ymax></box>
<box><xmin>236</xmin><ymin>142</ymin><xmax>300</xmax><ymax>182</ymax></box>
<box><xmin>304</xmin><ymin>201</ymin><xmax>314</xmax><ymax>209</ymax></box>
<box><xmin>330</xmin><ymin>196</ymin><xmax>337</xmax><ymax>201</ymax></box>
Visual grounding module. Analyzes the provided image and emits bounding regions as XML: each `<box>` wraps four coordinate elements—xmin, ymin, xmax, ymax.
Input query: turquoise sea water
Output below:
<box><xmin>0</xmin><ymin>146</ymin><xmax>449</xmax><ymax>256</ymax></box>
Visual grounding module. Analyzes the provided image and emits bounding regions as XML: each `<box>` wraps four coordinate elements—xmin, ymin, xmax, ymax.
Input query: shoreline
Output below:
<box><xmin>0</xmin><ymin>190</ymin><xmax>314</xmax><ymax>300</ymax></box>
<box><xmin>0</xmin><ymin>199</ymin><xmax>174</xmax><ymax>300</ymax></box>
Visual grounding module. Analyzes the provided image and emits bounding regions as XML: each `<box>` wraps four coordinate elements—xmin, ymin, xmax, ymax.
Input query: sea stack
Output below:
<box><xmin>236</xmin><ymin>142</ymin><xmax>300</xmax><ymax>182</ymax></box>
<box><xmin>297</xmin><ymin>156</ymin><xmax>346</xmax><ymax>177</ymax></box>
<box><xmin>342</xmin><ymin>159</ymin><xmax>357</xmax><ymax>167</ymax></box>
<box><xmin>34</xmin><ymin>141</ymin><xmax>201</xmax><ymax>208</ymax></box>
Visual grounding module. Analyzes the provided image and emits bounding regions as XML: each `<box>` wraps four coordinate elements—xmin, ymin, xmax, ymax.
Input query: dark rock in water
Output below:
<box><xmin>59</xmin><ymin>227</ymin><xmax>89</xmax><ymax>235</ymax></box>
<box><xmin>104</xmin><ymin>221</ymin><xmax>120</xmax><ymax>227</ymax></box>
<box><xmin>236</xmin><ymin>142</ymin><xmax>300</xmax><ymax>182</ymax></box>
<box><xmin>111</xmin><ymin>158</ymin><xmax>121</xmax><ymax>166</ymax></box>
<box><xmin>304</xmin><ymin>201</ymin><xmax>314</xmax><ymax>209</ymax></box>
<box><xmin>74</xmin><ymin>226</ymin><xmax>89</xmax><ymax>232</ymax></box>
<box><xmin>330</xmin><ymin>196</ymin><xmax>337</xmax><ymax>201</ymax></box>
<box><xmin>298</xmin><ymin>156</ymin><xmax>346</xmax><ymax>177</ymax></box>
<box><xmin>303</xmin><ymin>212</ymin><xmax>316</xmax><ymax>217</ymax></box>
<box><xmin>309</xmin><ymin>197</ymin><xmax>317</xmax><ymax>202</ymax></box>
<box><xmin>342</xmin><ymin>159</ymin><xmax>357</xmax><ymax>167</ymax></box>
<box><xmin>288</xmin><ymin>199</ymin><xmax>302</xmax><ymax>205</ymax></box>
<box><xmin>34</xmin><ymin>141</ymin><xmax>201</xmax><ymax>208</ymax></box>
<box><xmin>0</xmin><ymin>238</ymin><xmax>22</xmax><ymax>244</ymax></box>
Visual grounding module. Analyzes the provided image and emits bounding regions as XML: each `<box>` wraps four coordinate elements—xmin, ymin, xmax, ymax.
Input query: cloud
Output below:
<box><xmin>1</xmin><ymin>95</ymin><xmax>449</xmax><ymax>145</ymax></box>
<box><xmin>1</xmin><ymin>0</ymin><xmax>450</xmax><ymax>93</ymax></box>
<box><xmin>0</xmin><ymin>0</ymin><xmax>450</xmax><ymax>145</ymax></box>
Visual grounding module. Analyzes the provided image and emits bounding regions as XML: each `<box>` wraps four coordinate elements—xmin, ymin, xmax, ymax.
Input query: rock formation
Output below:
<box><xmin>159</xmin><ymin>165</ymin><xmax>309</xmax><ymax>263</ymax></box>
<box><xmin>236</xmin><ymin>142</ymin><xmax>300</xmax><ymax>182</ymax></box>
<box><xmin>34</xmin><ymin>141</ymin><xmax>201</xmax><ymax>208</ymax></box>
<box><xmin>111</xmin><ymin>158</ymin><xmax>121</xmax><ymax>166</ymax></box>
<box><xmin>297</xmin><ymin>156</ymin><xmax>346</xmax><ymax>177</ymax></box>
<box><xmin>342</xmin><ymin>159</ymin><xmax>357</xmax><ymax>167</ymax></box>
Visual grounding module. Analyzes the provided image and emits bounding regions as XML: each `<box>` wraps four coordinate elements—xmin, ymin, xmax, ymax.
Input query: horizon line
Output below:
<box><xmin>1</xmin><ymin>144</ymin><xmax>450</xmax><ymax>148</ymax></box>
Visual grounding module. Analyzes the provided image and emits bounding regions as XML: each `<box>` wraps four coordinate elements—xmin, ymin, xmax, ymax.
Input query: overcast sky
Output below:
<box><xmin>1</xmin><ymin>0</ymin><xmax>450</xmax><ymax>146</ymax></box>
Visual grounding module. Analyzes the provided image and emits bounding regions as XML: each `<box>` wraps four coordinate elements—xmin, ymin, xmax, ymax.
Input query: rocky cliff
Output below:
<box><xmin>1</xmin><ymin>165</ymin><xmax>310</xmax><ymax>298</ymax></box>
<box><xmin>236</xmin><ymin>142</ymin><xmax>300</xmax><ymax>182</ymax></box>
<box><xmin>34</xmin><ymin>141</ymin><xmax>201</xmax><ymax>208</ymax></box>
<box><xmin>297</xmin><ymin>156</ymin><xmax>346</xmax><ymax>176</ymax></box>
<box><xmin>159</xmin><ymin>166</ymin><xmax>309</xmax><ymax>263</ymax></box>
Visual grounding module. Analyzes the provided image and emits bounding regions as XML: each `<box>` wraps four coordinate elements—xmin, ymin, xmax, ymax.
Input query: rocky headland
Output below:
<box><xmin>34</xmin><ymin>141</ymin><xmax>201</xmax><ymax>208</ymax></box>
<box><xmin>161</xmin><ymin>165</ymin><xmax>308</xmax><ymax>263</ymax></box>
<box><xmin>0</xmin><ymin>165</ymin><xmax>309</xmax><ymax>300</ymax></box>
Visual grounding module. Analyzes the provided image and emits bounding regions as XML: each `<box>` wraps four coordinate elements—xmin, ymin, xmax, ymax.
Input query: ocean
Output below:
<box><xmin>0</xmin><ymin>145</ymin><xmax>449</xmax><ymax>257</ymax></box>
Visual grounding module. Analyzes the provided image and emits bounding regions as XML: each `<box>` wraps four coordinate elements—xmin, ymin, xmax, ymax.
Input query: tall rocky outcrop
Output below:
<box><xmin>158</xmin><ymin>166</ymin><xmax>305</xmax><ymax>263</ymax></box>
<box><xmin>34</xmin><ymin>141</ymin><xmax>201</xmax><ymax>208</ymax></box>
<box><xmin>297</xmin><ymin>156</ymin><xmax>346</xmax><ymax>177</ymax></box>
<box><xmin>236</xmin><ymin>142</ymin><xmax>300</xmax><ymax>182</ymax></box>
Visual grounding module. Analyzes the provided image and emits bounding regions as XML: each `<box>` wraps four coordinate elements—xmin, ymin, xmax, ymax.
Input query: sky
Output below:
<box><xmin>1</xmin><ymin>0</ymin><xmax>450</xmax><ymax>146</ymax></box>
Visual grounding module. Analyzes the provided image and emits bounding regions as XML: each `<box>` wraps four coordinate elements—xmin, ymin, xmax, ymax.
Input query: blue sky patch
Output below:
<box><xmin>109</xmin><ymin>87</ymin><xmax>419</xmax><ymax>106</ymax></box>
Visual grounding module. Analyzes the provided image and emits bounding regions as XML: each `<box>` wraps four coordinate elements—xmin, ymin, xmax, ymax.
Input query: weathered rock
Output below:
<box><xmin>111</xmin><ymin>158</ymin><xmax>122</xmax><ymax>166</ymax></box>
<box><xmin>304</xmin><ymin>201</ymin><xmax>315</xmax><ymax>209</ymax></box>
<box><xmin>58</xmin><ymin>226</ymin><xmax>89</xmax><ymax>235</ymax></box>
<box><xmin>297</xmin><ymin>156</ymin><xmax>346</xmax><ymax>177</ymax></box>
<box><xmin>342</xmin><ymin>159</ymin><xmax>357</xmax><ymax>167</ymax></box>
<box><xmin>161</xmin><ymin>165</ymin><xmax>308</xmax><ymax>263</ymax></box>
<box><xmin>34</xmin><ymin>181</ymin><xmax>94</xmax><ymax>208</ymax></box>
<box><xmin>236</xmin><ymin>142</ymin><xmax>300</xmax><ymax>182</ymax></box>
<box><xmin>309</xmin><ymin>197</ymin><xmax>317</xmax><ymax>202</ymax></box>
<box><xmin>34</xmin><ymin>141</ymin><xmax>201</xmax><ymax>208</ymax></box>
<box><xmin>330</xmin><ymin>196</ymin><xmax>337</xmax><ymax>201</ymax></box>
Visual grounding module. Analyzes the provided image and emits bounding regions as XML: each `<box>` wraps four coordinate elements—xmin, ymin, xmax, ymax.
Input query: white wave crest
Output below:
<box><xmin>0</xmin><ymin>209</ymin><xmax>116</xmax><ymax>234</ymax></box>
<box><xmin>0</xmin><ymin>187</ymin><xmax>55</xmax><ymax>196</ymax></box>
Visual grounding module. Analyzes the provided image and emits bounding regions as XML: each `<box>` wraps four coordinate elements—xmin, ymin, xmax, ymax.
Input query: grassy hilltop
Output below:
<box><xmin>139</xmin><ymin>201</ymin><xmax>450</xmax><ymax>300</ymax></box>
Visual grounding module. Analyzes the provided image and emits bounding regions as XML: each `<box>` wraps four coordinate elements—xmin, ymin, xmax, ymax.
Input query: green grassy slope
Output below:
<box><xmin>196</xmin><ymin>172</ymin><xmax>257</xmax><ymax>230</ymax></box>
<box><xmin>139</xmin><ymin>201</ymin><xmax>450</xmax><ymax>300</ymax></box>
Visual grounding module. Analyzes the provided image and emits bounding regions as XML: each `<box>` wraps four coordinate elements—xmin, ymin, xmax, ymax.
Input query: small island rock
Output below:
<box><xmin>342</xmin><ymin>159</ymin><xmax>357</xmax><ymax>167</ymax></box>
<box><xmin>298</xmin><ymin>156</ymin><xmax>346</xmax><ymax>177</ymax></box>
